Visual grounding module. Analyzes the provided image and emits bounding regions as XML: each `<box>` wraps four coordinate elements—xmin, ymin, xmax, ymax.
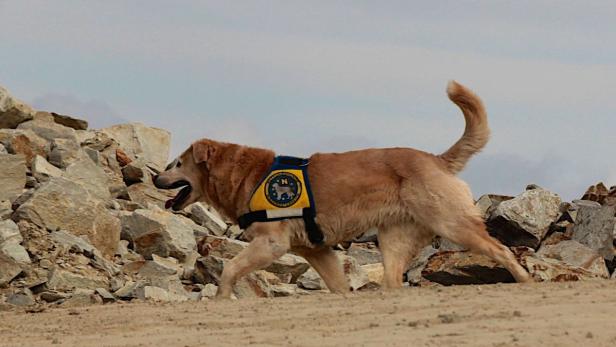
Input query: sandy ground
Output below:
<box><xmin>1</xmin><ymin>281</ymin><xmax>615</xmax><ymax>347</ymax></box>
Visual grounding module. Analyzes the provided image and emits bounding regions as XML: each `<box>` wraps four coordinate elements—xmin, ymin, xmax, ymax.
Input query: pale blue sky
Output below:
<box><xmin>1</xmin><ymin>1</ymin><xmax>615</xmax><ymax>199</ymax></box>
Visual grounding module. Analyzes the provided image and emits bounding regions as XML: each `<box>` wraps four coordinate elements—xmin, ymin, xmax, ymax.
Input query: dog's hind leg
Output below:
<box><xmin>216</xmin><ymin>222</ymin><xmax>290</xmax><ymax>298</ymax></box>
<box><xmin>378</xmin><ymin>223</ymin><xmax>433</xmax><ymax>289</ymax></box>
<box><xmin>295</xmin><ymin>247</ymin><xmax>349</xmax><ymax>294</ymax></box>
<box><xmin>433</xmin><ymin>216</ymin><xmax>532</xmax><ymax>283</ymax></box>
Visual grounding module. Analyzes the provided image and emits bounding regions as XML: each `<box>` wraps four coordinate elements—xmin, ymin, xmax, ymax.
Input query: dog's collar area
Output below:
<box><xmin>238</xmin><ymin>155</ymin><xmax>324</xmax><ymax>245</ymax></box>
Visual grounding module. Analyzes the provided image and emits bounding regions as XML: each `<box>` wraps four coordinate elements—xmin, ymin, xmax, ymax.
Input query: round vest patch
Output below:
<box><xmin>264</xmin><ymin>172</ymin><xmax>302</xmax><ymax>208</ymax></box>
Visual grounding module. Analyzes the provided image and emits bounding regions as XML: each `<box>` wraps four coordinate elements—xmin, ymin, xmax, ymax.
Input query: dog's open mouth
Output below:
<box><xmin>164</xmin><ymin>180</ymin><xmax>192</xmax><ymax>210</ymax></box>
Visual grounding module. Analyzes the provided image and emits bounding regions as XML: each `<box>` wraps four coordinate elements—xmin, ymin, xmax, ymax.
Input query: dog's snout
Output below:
<box><xmin>152</xmin><ymin>174</ymin><xmax>159</xmax><ymax>185</ymax></box>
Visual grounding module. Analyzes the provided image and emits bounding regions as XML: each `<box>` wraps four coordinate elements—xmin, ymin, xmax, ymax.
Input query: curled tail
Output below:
<box><xmin>438</xmin><ymin>81</ymin><xmax>490</xmax><ymax>174</ymax></box>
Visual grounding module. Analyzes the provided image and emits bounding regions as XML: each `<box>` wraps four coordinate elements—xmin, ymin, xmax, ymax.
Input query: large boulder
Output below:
<box><xmin>63</xmin><ymin>158</ymin><xmax>111</xmax><ymax>201</ymax></box>
<box><xmin>0</xmin><ymin>86</ymin><xmax>35</xmax><ymax>129</ymax></box>
<box><xmin>120</xmin><ymin>209</ymin><xmax>198</xmax><ymax>261</ymax></box>
<box><xmin>475</xmin><ymin>194</ymin><xmax>513</xmax><ymax>219</ymax></box>
<box><xmin>46</xmin><ymin>268</ymin><xmax>109</xmax><ymax>291</ymax></box>
<box><xmin>0</xmin><ymin>153</ymin><xmax>27</xmax><ymax>203</ymax></box>
<box><xmin>17</xmin><ymin>118</ymin><xmax>77</xmax><ymax>143</ymax></box>
<box><xmin>48</xmin><ymin>138</ymin><xmax>88</xmax><ymax>168</ymax></box>
<box><xmin>571</xmin><ymin>205</ymin><xmax>615</xmax><ymax>261</ymax></box>
<box><xmin>31</xmin><ymin>155</ymin><xmax>62</xmax><ymax>183</ymax></box>
<box><xmin>50</xmin><ymin>112</ymin><xmax>88</xmax><ymax>130</ymax></box>
<box><xmin>101</xmin><ymin>123</ymin><xmax>170</xmax><ymax>170</ymax></box>
<box><xmin>13</xmin><ymin>177</ymin><xmax>120</xmax><ymax>258</ymax></box>
<box><xmin>0</xmin><ymin>253</ymin><xmax>22</xmax><ymax>286</ymax></box>
<box><xmin>487</xmin><ymin>187</ymin><xmax>561</xmax><ymax>248</ymax></box>
<box><xmin>536</xmin><ymin>240</ymin><xmax>609</xmax><ymax>278</ymax></box>
<box><xmin>521</xmin><ymin>252</ymin><xmax>607</xmax><ymax>282</ymax></box>
<box><xmin>421</xmin><ymin>251</ymin><xmax>515</xmax><ymax>285</ymax></box>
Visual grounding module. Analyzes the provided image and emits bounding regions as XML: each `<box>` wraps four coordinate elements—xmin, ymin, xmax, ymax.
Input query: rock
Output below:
<box><xmin>270</xmin><ymin>283</ymin><xmax>299</xmax><ymax>297</ymax></box>
<box><xmin>17</xmin><ymin>118</ymin><xmax>76</xmax><ymax>143</ymax></box>
<box><xmin>0</xmin><ymin>153</ymin><xmax>27</xmax><ymax>202</ymax></box>
<box><xmin>138</xmin><ymin>254</ymin><xmax>180</xmax><ymax>278</ymax></box>
<box><xmin>50</xmin><ymin>112</ymin><xmax>88</xmax><ymax>130</ymax></box>
<box><xmin>48</xmin><ymin>138</ymin><xmax>88</xmax><ymax>168</ymax></box>
<box><xmin>475</xmin><ymin>194</ymin><xmax>513</xmax><ymax>219</ymax></box>
<box><xmin>225</xmin><ymin>224</ymin><xmax>243</xmax><ymax>239</ymax></box>
<box><xmin>101</xmin><ymin>123</ymin><xmax>170</xmax><ymax>170</ymax></box>
<box><xmin>46</xmin><ymin>268</ymin><xmax>109</xmax><ymax>291</ymax></box>
<box><xmin>39</xmin><ymin>290</ymin><xmax>70</xmax><ymax>302</ymax></box>
<box><xmin>362</xmin><ymin>263</ymin><xmax>384</xmax><ymax>286</ymax></box>
<box><xmin>7</xmin><ymin>290</ymin><xmax>35</xmax><ymax>306</ymax></box>
<box><xmin>188</xmin><ymin>203</ymin><xmax>227</xmax><ymax>236</ymax></box>
<box><xmin>421</xmin><ymin>251</ymin><xmax>515</xmax><ymax>285</ymax></box>
<box><xmin>14</xmin><ymin>177</ymin><xmax>120</xmax><ymax>258</ymax></box>
<box><xmin>581</xmin><ymin>182</ymin><xmax>610</xmax><ymax>205</ymax></box>
<box><xmin>95</xmin><ymin>288</ymin><xmax>116</xmax><ymax>303</ymax></box>
<box><xmin>346</xmin><ymin>243</ymin><xmax>382</xmax><ymax>265</ymax></box>
<box><xmin>297</xmin><ymin>268</ymin><xmax>323</xmax><ymax>290</ymax></box>
<box><xmin>0</xmin><ymin>86</ymin><xmax>35</xmax><ymax>128</ymax></box>
<box><xmin>200</xmin><ymin>283</ymin><xmax>218</xmax><ymax>298</ymax></box>
<box><xmin>406</xmin><ymin>246</ymin><xmax>438</xmax><ymax>285</ymax></box>
<box><xmin>120</xmin><ymin>209</ymin><xmax>197</xmax><ymax>261</ymax></box>
<box><xmin>126</xmin><ymin>183</ymin><xmax>176</xmax><ymax>209</ymax></box>
<box><xmin>521</xmin><ymin>251</ymin><xmax>607</xmax><ymax>282</ymax></box>
<box><xmin>537</xmin><ymin>240</ymin><xmax>609</xmax><ymax>278</ymax></box>
<box><xmin>113</xmin><ymin>280</ymin><xmax>146</xmax><ymax>299</ymax></box>
<box><xmin>198</xmin><ymin>235</ymin><xmax>309</xmax><ymax>281</ymax></box>
<box><xmin>0</xmin><ymin>254</ymin><xmax>22</xmax><ymax>286</ymax></box>
<box><xmin>61</xmin><ymin>289</ymin><xmax>100</xmax><ymax>307</ymax></box>
<box><xmin>137</xmin><ymin>286</ymin><xmax>188</xmax><ymax>302</ymax></box>
<box><xmin>437</xmin><ymin>237</ymin><xmax>467</xmax><ymax>252</ymax></box>
<box><xmin>0</xmin><ymin>129</ymin><xmax>49</xmax><ymax>165</ymax></box>
<box><xmin>572</xmin><ymin>205</ymin><xmax>615</xmax><ymax>260</ymax></box>
<box><xmin>487</xmin><ymin>188</ymin><xmax>561</xmax><ymax>248</ymax></box>
<box><xmin>354</xmin><ymin>227</ymin><xmax>378</xmax><ymax>243</ymax></box>
<box><xmin>63</xmin><ymin>158</ymin><xmax>111</xmax><ymax>200</ymax></box>
<box><xmin>115</xmin><ymin>148</ymin><xmax>132</xmax><ymax>167</ymax></box>
<box><xmin>31</xmin><ymin>155</ymin><xmax>62</xmax><ymax>182</ymax></box>
<box><xmin>121</xmin><ymin>158</ymin><xmax>147</xmax><ymax>185</ymax></box>
<box><xmin>0</xmin><ymin>200</ymin><xmax>11</xmax><ymax>220</ymax></box>
<box><xmin>0</xmin><ymin>143</ymin><xmax>5</xmax><ymax>154</ymax></box>
<box><xmin>50</xmin><ymin>230</ymin><xmax>96</xmax><ymax>254</ymax></box>
<box><xmin>0</xmin><ymin>239</ymin><xmax>31</xmax><ymax>264</ymax></box>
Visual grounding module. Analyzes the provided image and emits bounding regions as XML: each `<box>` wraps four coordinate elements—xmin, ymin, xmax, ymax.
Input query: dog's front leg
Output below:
<box><xmin>216</xmin><ymin>222</ymin><xmax>290</xmax><ymax>298</ymax></box>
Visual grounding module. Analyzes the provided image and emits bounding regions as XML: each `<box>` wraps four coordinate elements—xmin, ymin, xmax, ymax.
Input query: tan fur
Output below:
<box><xmin>154</xmin><ymin>81</ymin><xmax>531</xmax><ymax>298</ymax></box>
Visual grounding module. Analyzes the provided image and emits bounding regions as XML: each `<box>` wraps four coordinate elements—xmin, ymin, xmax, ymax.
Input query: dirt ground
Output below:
<box><xmin>1</xmin><ymin>281</ymin><xmax>615</xmax><ymax>347</ymax></box>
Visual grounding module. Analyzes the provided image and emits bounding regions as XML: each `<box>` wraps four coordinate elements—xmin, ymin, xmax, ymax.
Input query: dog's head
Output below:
<box><xmin>153</xmin><ymin>140</ymin><xmax>215</xmax><ymax>211</ymax></box>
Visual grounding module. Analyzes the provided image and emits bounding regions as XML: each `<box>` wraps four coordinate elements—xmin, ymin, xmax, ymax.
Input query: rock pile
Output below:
<box><xmin>1</xmin><ymin>85</ymin><xmax>615</xmax><ymax>309</ymax></box>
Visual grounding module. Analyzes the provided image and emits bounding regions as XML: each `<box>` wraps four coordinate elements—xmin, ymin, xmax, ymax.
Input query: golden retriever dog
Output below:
<box><xmin>154</xmin><ymin>81</ymin><xmax>531</xmax><ymax>298</ymax></box>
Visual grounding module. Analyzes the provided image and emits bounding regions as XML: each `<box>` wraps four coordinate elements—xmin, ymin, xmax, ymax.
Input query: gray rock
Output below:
<box><xmin>95</xmin><ymin>288</ymin><xmax>116</xmax><ymax>303</ymax></box>
<box><xmin>60</xmin><ymin>289</ymin><xmax>100</xmax><ymax>307</ymax></box>
<box><xmin>572</xmin><ymin>205</ymin><xmax>615</xmax><ymax>260</ymax></box>
<box><xmin>0</xmin><ymin>200</ymin><xmax>11</xmax><ymax>220</ymax></box>
<box><xmin>297</xmin><ymin>268</ymin><xmax>323</xmax><ymax>290</ymax></box>
<box><xmin>126</xmin><ymin>183</ymin><xmax>176</xmax><ymax>209</ymax></box>
<box><xmin>475</xmin><ymin>194</ymin><xmax>513</xmax><ymax>219</ymax></box>
<box><xmin>136</xmin><ymin>286</ymin><xmax>188</xmax><ymax>302</ymax></box>
<box><xmin>48</xmin><ymin>138</ymin><xmax>88</xmax><ymax>168</ymax></box>
<box><xmin>405</xmin><ymin>246</ymin><xmax>438</xmax><ymax>284</ymax></box>
<box><xmin>537</xmin><ymin>240</ymin><xmax>609</xmax><ymax>278</ymax></box>
<box><xmin>346</xmin><ymin>243</ymin><xmax>382</xmax><ymax>265</ymax></box>
<box><xmin>200</xmin><ymin>283</ymin><xmax>218</xmax><ymax>298</ymax></box>
<box><xmin>0</xmin><ymin>143</ymin><xmax>6</xmax><ymax>154</ymax></box>
<box><xmin>437</xmin><ymin>237</ymin><xmax>467</xmax><ymax>252</ymax></box>
<box><xmin>39</xmin><ymin>290</ymin><xmax>70</xmax><ymax>302</ymax></box>
<box><xmin>50</xmin><ymin>112</ymin><xmax>88</xmax><ymax>130</ymax></box>
<box><xmin>46</xmin><ymin>268</ymin><xmax>109</xmax><ymax>291</ymax></box>
<box><xmin>50</xmin><ymin>230</ymin><xmax>96</xmax><ymax>254</ymax></box>
<box><xmin>0</xmin><ymin>153</ymin><xmax>26</xmax><ymax>202</ymax></box>
<box><xmin>101</xmin><ymin>123</ymin><xmax>170</xmax><ymax>171</ymax></box>
<box><xmin>354</xmin><ymin>227</ymin><xmax>378</xmax><ymax>243</ymax></box>
<box><xmin>0</xmin><ymin>86</ymin><xmax>35</xmax><ymax>128</ymax></box>
<box><xmin>138</xmin><ymin>254</ymin><xmax>180</xmax><ymax>278</ymax></box>
<box><xmin>0</xmin><ymin>254</ymin><xmax>22</xmax><ymax>286</ymax></box>
<box><xmin>188</xmin><ymin>203</ymin><xmax>227</xmax><ymax>236</ymax></box>
<box><xmin>63</xmin><ymin>158</ymin><xmax>111</xmax><ymax>200</ymax></box>
<box><xmin>120</xmin><ymin>209</ymin><xmax>197</xmax><ymax>261</ymax></box>
<box><xmin>421</xmin><ymin>251</ymin><xmax>515</xmax><ymax>285</ymax></box>
<box><xmin>113</xmin><ymin>280</ymin><xmax>146</xmax><ymax>299</ymax></box>
<box><xmin>487</xmin><ymin>188</ymin><xmax>562</xmax><ymax>248</ymax></box>
<box><xmin>6</xmin><ymin>290</ymin><xmax>35</xmax><ymax>306</ymax></box>
<box><xmin>17</xmin><ymin>118</ymin><xmax>77</xmax><ymax>143</ymax></box>
<box><xmin>31</xmin><ymin>155</ymin><xmax>62</xmax><ymax>182</ymax></box>
<box><xmin>14</xmin><ymin>177</ymin><xmax>120</xmax><ymax>258</ymax></box>
<box><xmin>1</xmin><ymin>242</ymin><xmax>31</xmax><ymax>264</ymax></box>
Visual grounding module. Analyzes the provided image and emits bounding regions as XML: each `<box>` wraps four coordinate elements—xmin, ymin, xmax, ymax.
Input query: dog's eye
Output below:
<box><xmin>176</xmin><ymin>162</ymin><xmax>182</xmax><ymax>168</ymax></box>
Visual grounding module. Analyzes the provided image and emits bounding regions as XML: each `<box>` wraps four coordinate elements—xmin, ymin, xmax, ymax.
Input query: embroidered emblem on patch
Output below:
<box><xmin>264</xmin><ymin>171</ymin><xmax>302</xmax><ymax>208</ymax></box>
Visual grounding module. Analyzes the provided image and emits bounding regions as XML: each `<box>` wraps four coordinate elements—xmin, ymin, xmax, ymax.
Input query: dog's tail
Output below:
<box><xmin>438</xmin><ymin>81</ymin><xmax>489</xmax><ymax>174</ymax></box>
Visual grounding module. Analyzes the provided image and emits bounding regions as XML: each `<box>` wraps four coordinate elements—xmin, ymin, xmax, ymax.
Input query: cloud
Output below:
<box><xmin>30</xmin><ymin>94</ymin><xmax>128</xmax><ymax>129</ymax></box>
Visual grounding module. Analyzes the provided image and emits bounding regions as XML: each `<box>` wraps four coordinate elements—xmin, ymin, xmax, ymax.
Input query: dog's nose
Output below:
<box><xmin>152</xmin><ymin>174</ymin><xmax>159</xmax><ymax>186</ymax></box>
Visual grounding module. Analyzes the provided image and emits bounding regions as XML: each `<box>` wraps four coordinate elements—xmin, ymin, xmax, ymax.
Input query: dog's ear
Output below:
<box><xmin>192</xmin><ymin>140</ymin><xmax>216</xmax><ymax>164</ymax></box>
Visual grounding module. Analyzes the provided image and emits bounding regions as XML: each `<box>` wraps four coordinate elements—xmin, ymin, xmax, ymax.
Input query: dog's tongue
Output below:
<box><xmin>165</xmin><ymin>198</ymin><xmax>174</xmax><ymax>209</ymax></box>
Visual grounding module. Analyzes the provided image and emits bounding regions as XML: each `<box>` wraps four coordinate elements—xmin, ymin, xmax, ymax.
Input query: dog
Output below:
<box><xmin>271</xmin><ymin>182</ymin><xmax>296</xmax><ymax>200</ymax></box>
<box><xmin>153</xmin><ymin>81</ymin><xmax>532</xmax><ymax>298</ymax></box>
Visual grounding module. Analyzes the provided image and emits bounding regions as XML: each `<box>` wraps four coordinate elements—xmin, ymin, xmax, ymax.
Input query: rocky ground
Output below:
<box><xmin>1</xmin><ymin>84</ymin><xmax>616</xmax><ymax>345</ymax></box>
